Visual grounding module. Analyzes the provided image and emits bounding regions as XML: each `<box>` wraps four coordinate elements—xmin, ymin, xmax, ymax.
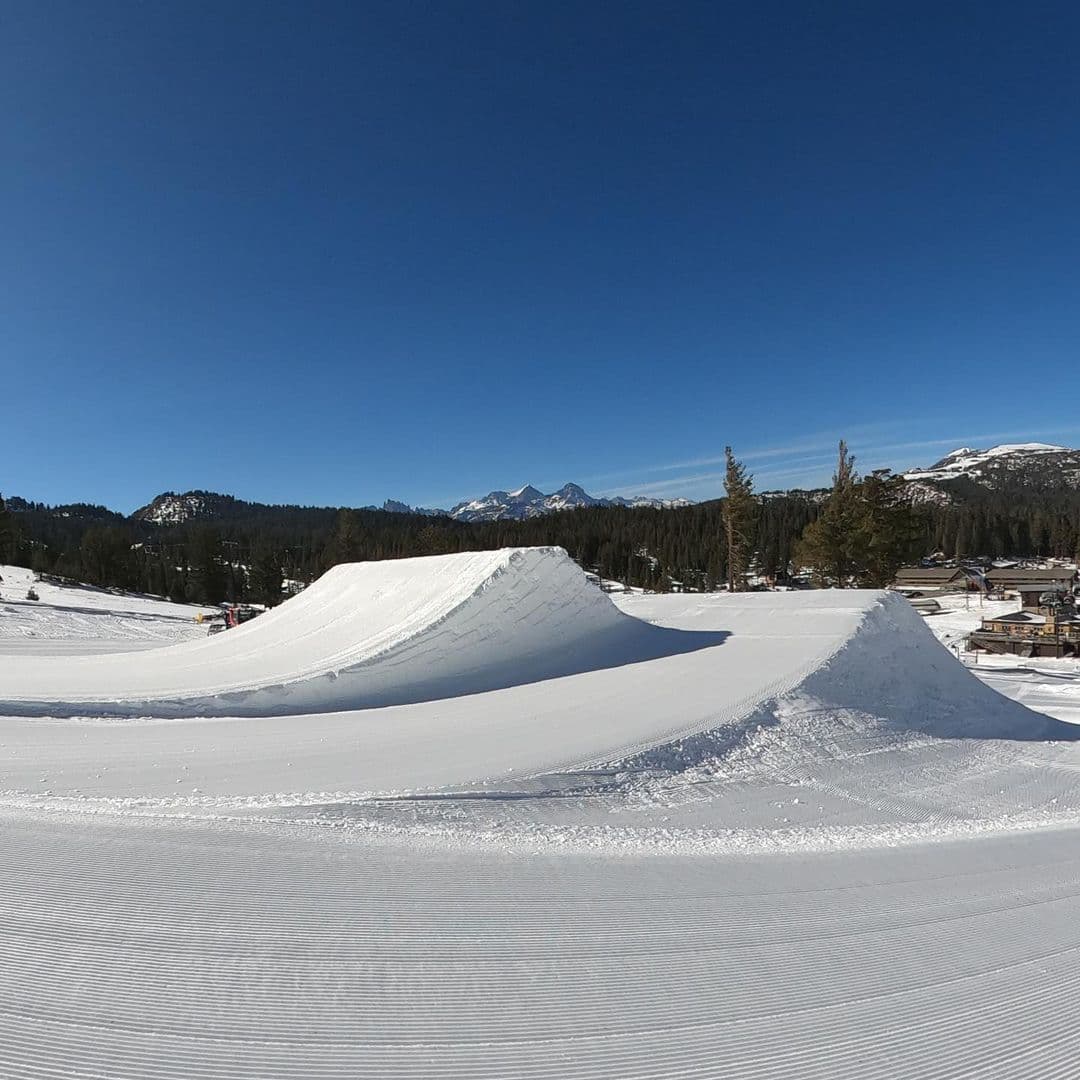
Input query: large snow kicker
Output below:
<box><xmin>0</xmin><ymin>547</ymin><xmax>720</xmax><ymax>717</ymax></box>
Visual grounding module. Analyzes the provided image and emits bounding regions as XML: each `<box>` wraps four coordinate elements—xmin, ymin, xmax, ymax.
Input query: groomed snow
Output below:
<box><xmin>3</xmin><ymin>549</ymin><xmax>1080</xmax><ymax>1078</ymax></box>
<box><xmin>0</xmin><ymin>564</ymin><xmax>214</xmax><ymax>652</ymax></box>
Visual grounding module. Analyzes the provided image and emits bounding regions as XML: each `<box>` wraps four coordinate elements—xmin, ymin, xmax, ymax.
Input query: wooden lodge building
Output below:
<box><xmin>969</xmin><ymin>570</ymin><xmax>1080</xmax><ymax>658</ymax></box>
<box><xmin>890</xmin><ymin>563</ymin><xmax>1080</xmax><ymax>658</ymax></box>
<box><xmin>969</xmin><ymin>608</ymin><xmax>1080</xmax><ymax>658</ymax></box>
<box><xmin>892</xmin><ymin>566</ymin><xmax>982</xmax><ymax>595</ymax></box>
<box><xmin>983</xmin><ymin>567</ymin><xmax>1077</xmax><ymax>602</ymax></box>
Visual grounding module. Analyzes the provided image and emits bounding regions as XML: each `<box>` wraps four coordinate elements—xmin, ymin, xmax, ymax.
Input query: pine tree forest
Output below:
<box><xmin>7</xmin><ymin>469</ymin><xmax>1080</xmax><ymax>605</ymax></box>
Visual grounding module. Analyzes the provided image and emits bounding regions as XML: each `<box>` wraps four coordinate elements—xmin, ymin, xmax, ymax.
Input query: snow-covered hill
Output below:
<box><xmin>904</xmin><ymin>443</ymin><xmax>1080</xmax><ymax>488</ymax></box>
<box><xmin>133</xmin><ymin>491</ymin><xmax>240</xmax><ymax>525</ymax></box>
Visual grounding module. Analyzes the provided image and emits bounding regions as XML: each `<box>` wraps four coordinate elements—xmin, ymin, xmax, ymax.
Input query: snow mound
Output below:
<box><xmin>0</xmin><ymin>547</ymin><xmax>720</xmax><ymax>718</ymax></box>
<box><xmin>606</xmin><ymin>590</ymin><xmax>1068</xmax><ymax>782</ymax></box>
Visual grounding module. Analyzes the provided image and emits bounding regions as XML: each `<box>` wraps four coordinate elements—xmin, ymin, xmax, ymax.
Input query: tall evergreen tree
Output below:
<box><xmin>79</xmin><ymin>526</ymin><xmax>134</xmax><ymax>588</ymax></box>
<box><xmin>795</xmin><ymin>440</ymin><xmax>859</xmax><ymax>586</ymax></box>
<box><xmin>186</xmin><ymin>527</ymin><xmax>227</xmax><ymax>604</ymax></box>
<box><xmin>0</xmin><ymin>494</ymin><xmax>16</xmax><ymax>564</ymax></box>
<box><xmin>326</xmin><ymin>510</ymin><xmax>364</xmax><ymax>568</ymax></box>
<box><xmin>722</xmin><ymin>447</ymin><xmax>755</xmax><ymax>591</ymax></box>
<box><xmin>852</xmin><ymin>470</ymin><xmax>925</xmax><ymax>587</ymax></box>
<box><xmin>248</xmin><ymin>540</ymin><xmax>284</xmax><ymax>606</ymax></box>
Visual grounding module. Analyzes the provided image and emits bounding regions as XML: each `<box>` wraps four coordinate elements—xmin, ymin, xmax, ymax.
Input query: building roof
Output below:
<box><xmin>985</xmin><ymin>611</ymin><xmax>1080</xmax><ymax>627</ymax></box>
<box><xmin>893</xmin><ymin>567</ymin><xmax>969</xmax><ymax>585</ymax></box>
<box><xmin>986</xmin><ymin>568</ymin><xmax>1077</xmax><ymax>587</ymax></box>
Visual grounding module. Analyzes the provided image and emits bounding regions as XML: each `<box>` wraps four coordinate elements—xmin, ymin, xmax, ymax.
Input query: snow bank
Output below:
<box><xmin>0</xmin><ymin>547</ymin><xmax>720</xmax><ymax>717</ymax></box>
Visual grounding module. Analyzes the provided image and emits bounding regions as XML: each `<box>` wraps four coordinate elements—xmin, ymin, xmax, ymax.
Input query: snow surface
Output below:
<box><xmin>5</xmin><ymin>549</ymin><xmax>1080</xmax><ymax>1078</ymax></box>
<box><xmin>919</xmin><ymin>591</ymin><xmax>1080</xmax><ymax>725</ymax></box>
<box><xmin>0</xmin><ymin>564</ymin><xmax>214</xmax><ymax>652</ymax></box>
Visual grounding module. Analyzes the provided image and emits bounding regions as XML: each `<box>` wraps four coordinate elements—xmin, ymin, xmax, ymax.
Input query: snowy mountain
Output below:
<box><xmin>445</xmin><ymin>483</ymin><xmax>693</xmax><ymax>522</ymax></box>
<box><xmin>378</xmin><ymin>483</ymin><xmax>692</xmax><ymax>522</ymax></box>
<box><xmin>132</xmin><ymin>491</ymin><xmax>239</xmax><ymax>526</ymax></box>
<box><xmin>904</xmin><ymin>444</ymin><xmax>1080</xmax><ymax>489</ymax></box>
<box><xmin>613</xmin><ymin>493</ymin><xmax>696</xmax><ymax>512</ymax></box>
<box><xmin>381</xmin><ymin>499</ymin><xmax>446</xmax><ymax>517</ymax></box>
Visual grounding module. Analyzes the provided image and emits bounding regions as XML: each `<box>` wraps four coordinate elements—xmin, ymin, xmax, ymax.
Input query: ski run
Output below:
<box><xmin>3</xmin><ymin>548</ymin><xmax>1080</xmax><ymax>1078</ymax></box>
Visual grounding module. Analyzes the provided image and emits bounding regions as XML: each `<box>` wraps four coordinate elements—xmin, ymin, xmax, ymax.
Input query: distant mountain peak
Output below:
<box><xmin>132</xmin><ymin>491</ymin><xmax>235</xmax><ymax>526</ymax></box>
<box><xmin>381</xmin><ymin>499</ymin><xmax>446</xmax><ymax>517</ymax></box>
<box><xmin>905</xmin><ymin>443</ymin><xmax>1080</xmax><ymax>489</ymax></box>
<box><xmin>406</xmin><ymin>482</ymin><xmax>698</xmax><ymax>522</ymax></box>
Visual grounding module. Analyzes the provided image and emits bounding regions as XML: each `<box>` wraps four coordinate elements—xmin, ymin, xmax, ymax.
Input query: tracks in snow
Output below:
<box><xmin>3</xmin><ymin>812</ymin><xmax>1080</xmax><ymax>1078</ymax></box>
<box><xmin>5</xmin><ymin>569</ymin><xmax>1080</xmax><ymax>1077</ymax></box>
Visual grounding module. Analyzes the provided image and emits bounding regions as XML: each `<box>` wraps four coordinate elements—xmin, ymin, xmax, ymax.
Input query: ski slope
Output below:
<box><xmin>0</xmin><ymin>564</ymin><xmax>213</xmax><ymax>652</ymax></box>
<box><xmin>3</xmin><ymin>548</ymin><xmax>1080</xmax><ymax>1078</ymax></box>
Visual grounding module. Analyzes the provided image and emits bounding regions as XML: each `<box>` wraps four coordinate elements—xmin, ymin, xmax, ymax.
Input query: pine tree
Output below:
<box><xmin>852</xmin><ymin>470</ymin><xmax>925</xmax><ymax>587</ymax></box>
<box><xmin>953</xmin><ymin>515</ymin><xmax>969</xmax><ymax>562</ymax></box>
<box><xmin>417</xmin><ymin>523</ymin><xmax>449</xmax><ymax>555</ymax></box>
<box><xmin>722</xmin><ymin>447</ymin><xmax>756</xmax><ymax>591</ymax></box>
<box><xmin>0</xmin><ymin>494</ymin><xmax>15</xmax><ymax>564</ymax></box>
<box><xmin>185</xmin><ymin>527</ymin><xmax>226</xmax><ymax>604</ymax></box>
<box><xmin>79</xmin><ymin>526</ymin><xmax>134</xmax><ymax>588</ymax></box>
<box><xmin>326</xmin><ymin>510</ymin><xmax>364</xmax><ymax>568</ymax></box>
<box><xmin>795</xmin><ymin>440</ymin><xmax>859</xmax><ymax>586</ymax></box>
<box><xmin>248</xmin><ymin>539</ymin><xmax>284</xmax><ymax>606</ymax></box>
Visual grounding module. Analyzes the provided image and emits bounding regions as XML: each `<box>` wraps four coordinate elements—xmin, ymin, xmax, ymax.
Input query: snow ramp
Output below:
<box><xmin>604</xmin><ymin>587</ymin><xmax>1072</xmax><ymax>783</ymax></box>
<box><xmin>0</xmin><ymin>547</ymin><xmax>722</xmax><ymax>718</ymax></box>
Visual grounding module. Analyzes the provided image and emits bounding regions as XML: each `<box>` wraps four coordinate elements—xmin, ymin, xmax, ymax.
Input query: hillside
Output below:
<box><xmin>904</xmin><ymin>443</ymin><xmax>1080</xmax><ymax>490</ymax></box>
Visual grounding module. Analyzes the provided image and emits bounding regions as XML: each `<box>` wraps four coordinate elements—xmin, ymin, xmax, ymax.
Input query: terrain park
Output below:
<box><xmin>1</xmin><ymin>548</ymin><xmax>1078</xmax><ymax>1078</ymax></box>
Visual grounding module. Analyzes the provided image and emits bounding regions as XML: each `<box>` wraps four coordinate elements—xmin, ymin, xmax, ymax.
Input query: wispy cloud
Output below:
<box><xmin>596</xmin><ymin>425</ymin><xmax>1080</xmax><ymax>501</ymax></box>
<box><xmin>599</xmin><ymin>472</ymin><xmax>728</xmax><ymax>498</ymax></box>
<box><xmin>415</xmin><ymin>425</ymin><xmax>1080</xmax><ymax>509</ymax></box>
<box><xmin>579</xmin><ymin>421</ymin><xmax>908</xmax><ymax>487</ymax></box>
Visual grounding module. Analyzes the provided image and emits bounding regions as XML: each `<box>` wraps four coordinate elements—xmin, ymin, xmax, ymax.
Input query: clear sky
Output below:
<box><xmin>5</xmin><ymin>2</ymin><xmax>1080</xmax><ymax>513</ymax></box>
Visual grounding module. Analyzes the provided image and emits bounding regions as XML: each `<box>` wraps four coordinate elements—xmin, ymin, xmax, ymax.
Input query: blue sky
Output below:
<box><xmin>4</xmin><ymin>2</ymin><xmax>1080</xmax><ymax>513</ymax></box>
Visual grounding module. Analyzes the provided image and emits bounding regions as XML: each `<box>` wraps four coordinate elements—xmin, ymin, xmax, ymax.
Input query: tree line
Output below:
<box><xmin>1</xmin><ymin>483</ymin><xmax>820</xmax><ymax>604</ymax></box>
<box><xmin>5</xmin><ymin>445</ymin><xmax>1080</xmax><ymax>605</ymax></box>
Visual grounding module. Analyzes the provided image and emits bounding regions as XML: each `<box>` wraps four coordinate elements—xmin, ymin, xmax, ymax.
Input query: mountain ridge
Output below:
<box><xmin>903</xmin><ymin>443</ymin><xmax>1080</xmax><ymax>489</ymax></box>
<box><xmin>440</xmin><ymin>482</ymin><xmax>692</xmax><ymax>523</ymax></box>
<box><xmin>19</xmin><ymin>442</ymin><xmax>1080</xmax><ymax>530</ymax></box>
<box><xmin>127</xmin><ymin>482</ymin><xmax>694</xmax><ymax>527</ymax></box>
